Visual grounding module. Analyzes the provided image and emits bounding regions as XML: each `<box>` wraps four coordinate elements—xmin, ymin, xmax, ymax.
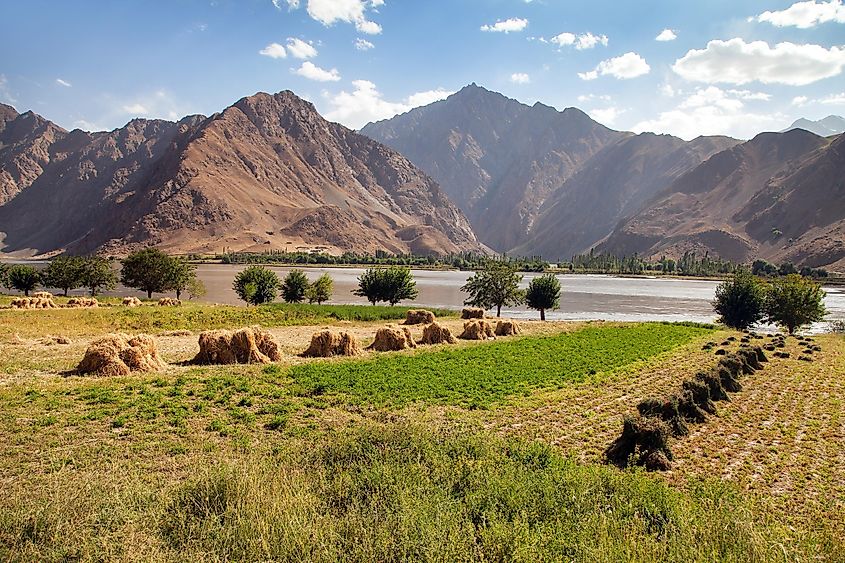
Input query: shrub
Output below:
<box><xmin>41</xmin><ymin>256</ymin><xmax>86</xmax><ymax>296</ymax></box>
<box><xmin>5</xmin><ymin>264</ymin><xmax>41</xmax><ymax>296</ymax></box>
<box><xmin>712</xmin><ymin>270</ymin><xmax>766</xmax><ymax>330</ymax></box>
<box><xmin>461</xmin><ymin>261</ymin><xmax>524</xmax><ymax>317</ymax></box>
<box><xmin>281</xmin><ymin>270</ymin><xmax>309</xmax><ymax>303</ymax></box>
<box><xmin>306</xmin><ymin>273</ymin><xmax>333</xmax><ymax>304</ymax></box>
<box><xmin>766</xmin><ymin>274</ymin><xmax>827</xmax><ymax>334</ymax></box>
<box><xmin>525</xmin><ymin>273</ymin><xmax>561</xmax><ymax>321</ymax></box>
<box><xmin>233</xmin><ymin>266</ymin><xmax>280</xmax><ymax>305</ymax></box>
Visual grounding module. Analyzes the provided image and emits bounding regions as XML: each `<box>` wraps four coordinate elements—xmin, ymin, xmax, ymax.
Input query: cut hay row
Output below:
<box><xmin>66</xmin><ymin>297</ymin><xmax>98</xmax><ymax>308</ymax></box>
<box><xmin>10</xmin><ymin>297</ymin><xmax>57</xmax><ymax>309</ymax></box>
<box><xmin>605</xmin><ymin>344</ymin><xmax>771</xmax><ymax>472</ymax></box>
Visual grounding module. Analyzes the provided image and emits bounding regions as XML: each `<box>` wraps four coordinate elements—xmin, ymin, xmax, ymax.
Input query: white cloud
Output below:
<box><xmin>672</xmin><ymin>38</ymin><xmax>845</xmax><ymax>86</ymax></box>
<box><xmin>550</xmin><ymin>31</ymin><xmax>607</xmax><ymax>49</ymax></box>
<box><xmin>286</xmin><ymin>37</ymin><xmax>318</xmax><ymax>59</ymax></box>
<box><xmin>480</xmin><ymin>17</ymin><xmax>528</xmax><ymax>33</ymax></box>
<box><xmin>752</xmin><ymin>0</ymin><xmax>845</xmax><ymax>28</ymax></box>
<box><xmin>792</xmin><ymin>95</ymin><xmax>810</xmax><ymax>106</ymax></box>
<box><xmin>294</xmin><ymin>61</ymin><xmax>341</xmax><ymax>81</ymax></box>
<box><xmin>510</xmin><ymin>72</ymin><xmax>531</xmax><ymax>84</ymax></box>
<box><xmin>579</xmin><ymin>52</ymin><xmax>650</xmax><ymax>80</ymax></box>
<box><xmin>72</xmin><ymin>119</ymin><xmax>104</xmax><ymax>131</ymax></box>
<box><xmin>577</xmin><ymin>93</ymin><xmax>611</xmax><ymax>103</ymax></box>
<box><xmin>0</xmin><ymin>74</ymin><xmax>16</xmax><ymax>104</ymax></box>
<box><xmin>632</xmin><ymin>87</ymin><xmax>785</xmax><ymax>140</ymax></box>
<box><xmin>272</xmin><ymin>0</ymin><xmax>300</xmax><ymax>9</ymax></box>
<box><xmin>726</xmin><ymin>89</ymin><xmax>771</xmax><ymax>101</ymax></box>
<box><xmin>325</xmin><ymin>80</ymin><xmax>451</xmax><ymax>128</ymax></box>
<box><xmin>122</xmin><ymin>103</ymin><xmax>149</xmax><ymax>115</ymax></box>
<box><xmin>659</xmin><ymin>83</ymin><xmax>678</xmax><ymax>97</ymax></box>
<box><xmin>55</xmin><ymin>78</ymin><xmax>72</xmax><ymax>88</ymax></box>
<box><xmin>355</xmin><ymin>38</ymin><xmax>374</xmax><ymax>50</ymax></box>
<box><xmin>655</xmin><ymin>29</ymin><xmax>677</xmax><ymax>41</ymax></box>
<box><xmin>820</xmin><ymin>92</ymin><xmax>845</xmax><ymax>104</ymax></box>
<box><xmin>589</xmin><ymin>106</ymin><xmax>624</xmax><ymax>125</ymax></box>
<box><xmin>306</xmin><ymin>0</ymin><xmax>383</xmax><ymax>34</ymax></box>
<box><xmin>259</xmin><ymin>42</ymin><xmax>287</xmax><ymax>58</ymax></box>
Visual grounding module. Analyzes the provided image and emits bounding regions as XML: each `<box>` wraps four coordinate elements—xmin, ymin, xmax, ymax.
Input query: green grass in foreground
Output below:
<box><xmin>0</xmin><ymin>300</ymin><xmax>455</xmax><ymax>337</ymax></box>
<box><xmin>0</xmin><ymin>424</ymin><xmax>835</xmax><ymax>562</ymax></box>
<box><xmin>289</xmin><ymin>323</ymin><xmax>712</xmax><ymax>407</ymax></box>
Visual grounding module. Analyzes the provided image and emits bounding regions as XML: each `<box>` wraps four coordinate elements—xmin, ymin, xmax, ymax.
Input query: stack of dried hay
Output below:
<box><xmin>461</xmin><ymin>307</ymin><xmax>485</xmax><ymax>319</ymax></box>
<box><xmin>417</xmin><ymin>322</ymin><xmax>457</xmax><ymax>345</ymax></box>
<box><xmin>10</xmin><ymin>297</ymin><xmax>57</xmax><ymax>309</ymax></box>
<box><xmin>404</xmin><ymin>309</ymin><xmax>435</xmax><ymax>325</ymax></box>
<box><xmin>494</xmin><ymin>319</ymin><xmax>521</xmax><ymax>336</ymax></box>
<box><xmin>123</xmin><ymin>296</ymin><xmax>143</xmax><ymax>307</ymax></box>
<box><xmin>604</xmin><ymin>415</ymin><xmax>674</xmax><ymax>471</ymax></box>
<box><xmin>302</xmin><ymin>330</ymin><xmax>362</xmax><ymax>357</ymax></box>
<box><xmin>77</xmin><ymin>334</ymin><xmax>165</xmax><ymax>376</ymax></box>
<box><xmin>193</xmin><ymin>326</ymin><xmax>282</xmax><ymax>365</ymax></box>
<box><xmin>32</xmin><ymin>291</ymin><xmax>53</xmax><ymax>299</ymax></box>
<box><xmin>66</xmin><ymin>297</ymin><xmax>98</xmax><ymax>308</ymax></box>
<box><xmin>459</xmin><ymin>319</ymin><xmax>495</xmax><ymax>340</ymax></box>
<box><xmin>158</xmin><ymin>298</ymin><xmax>182</xmax><ymax>306</ymax></box>
<box><xmin>368</xmin><ymin>325</ymin><xmax>417</xmax><ymax>352</ymax></box>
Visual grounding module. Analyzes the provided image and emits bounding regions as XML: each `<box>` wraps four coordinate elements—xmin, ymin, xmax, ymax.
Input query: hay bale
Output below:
<box><xmin>66</xmin><ymin>297</ymin><xmax>98</xmax><ymax>308</ymax></box>
<box><xmin>461</xmin><ymin>307</ymin><xmax>485</xmax><ymax>319</ymax></box>
<box><xmin>677</xmin><ymin>389</ymin><xmax>709</xmax><ymax>423</ymax></box>
<box><xmin>10</xmin><ymin>297</ymin><xmax>57</xmax><ymax>309</ymax></box>
<box><xmin>32</xmin><ymin>291</ymin><xmax>53</xmax><ymax>299</ymax></box>
<box><xmin>604</xmin><ymin>415</ymin><xmax>674</xmax><ymax>472</ymax></box>
<box><xmin>77</xmin><ymin>333</ymin><xmax>165</xmax><ymax>376</ymax></box>
<box><xmin>368</xmin><ymin>325</ymin><xmax>417</xmax><ymax>352</ymax></box>
<box><xmin>301</xmin><ymin>330</ymin><xmax>362</xmax><ymax>358</ymax></box>
<box><xmin>418</xmin><ymin>322</ymin><xmax>457</xmax><ymax>345</ymax></box>
<box><xmin>193</xmin><ymin>326</ymin><xmax>283</xmax><ymax>365</ymax></box>
<box><xmin>604</xmin><ymin>415</ymin><xmax>640</xmax><ymax>468</ymax></box>
<box><xmin>682</xmin><ymin>379</ymin><xmax>716</xmax><ymax>414</ymax></box>
<box><xmin>123</xmin><ymin>296</ymin><xmax>143</xmax><ymax>307</ymax></box>
<box><xmin>695</xmin><ymin>370</ymin><xmax>730</xmax><ymax>402</ymax></box>
<box><xmin>158</xmin><ymin>297</ymin><xmax>182</xmax><ymax>307</ymax></box>
<box><xmin>494</xmin><ymin>319</ymin><xmax>522</xmax><ymax>337</ymax></box>
<box><xmin>637</xmin><ymin>396</ymin><xmax>688</xmax><ymax>437</ymax></box>
<box><xmin>459</xmin><ymin>319</ymin><xmax>495</xmax><ymax>340</ymax></box>
<box><xmin>715</xmin><ymin>365</ymin><xmax>742</xmax><ymax>393</ymax></box>
<box><xmin>736</xmin><ymin>348</ymin><xmax>761</xmax><ymax>372</ymax></box>
<box><xmin>404</xmin><ymin>309</ymin><xmax>435</xmax><ymax>325</ymax></box>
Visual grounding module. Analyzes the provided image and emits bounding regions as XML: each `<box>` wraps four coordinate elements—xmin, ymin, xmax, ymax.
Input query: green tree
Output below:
<box><xmin>525</xmin><ymin>273</ymin><xmax>561</xmax><ymax>321</ymax></box>
<box><xmin>81</xmin><ymin>257</ymin><xmax>117</xmax><ymax>296</ymax></box>
<box><xmin>712</xmin><ymin>270</ymin><xmax>767</xmax><ymax>330</ymax></box>
<box><xmin>121</xmin><ymin>248</ymin><xmax>174</xmax><ymax>298</ymax></box>
<box><xmin>233</xmin><ymin>266</ymin><xmax>280</xmax><ymax>305</ymax></box>
<box><xmin>0</xmin><ymin>264</ymin><xmax>8</xmax><ymax>289</ymax></box>
<box><xmin>306</xmin><ymin>273</ymin><xmax>333</xmax><ymax>304</ymax></box>
<box><xmin>766</xmin><ymin>274</ymin><xmax>827</xmax><ymax>334</ymax></box>
<box><xmin>6</xmin><ymin>265</ymin><xmax>41</xmax><ymax>296</ymax></box>
<box><xmin>461</xmin><ymin>261</ymin><xmax>524</xmax><ymax>317</ymax></box>
<box><xmin>353</xmin><ymin>267</ymin><xmax>418</xmax><ymax>306</ymax></box>
<box><xmin>41</xmin><ymin>256</ymin><xmax>86</xmax><ymax>296</ymax></box>
<box><xmin>163</xmin><ymin>257</ymin><xmax>196</xmax><ymax>300</ymax></box>
<box><xmin>186</xmin><ymin>278</ymin><xmax>207</xmax><ymax>300</ymax></box>
<box><xmin>281</xmin><ymin>269</ymin><xmax>309</xmax><ymax>303</ymax></box>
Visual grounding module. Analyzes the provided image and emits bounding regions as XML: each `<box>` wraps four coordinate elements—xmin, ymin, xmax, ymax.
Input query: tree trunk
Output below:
<box><xmin>64</xmin><ymin>288</ymin><xmax>69</xmax><ymax>296</ymax></box>
<box><xmin>90</xmin><ymin>287</ymin><xmax>96</xmax><ymax>297</ymax></box>
<box><xmin>147</xmin><ymin>290</ymin><xmax>153</xmax><ymax>299</ymax></box>
<box><xmin>176</xmin><ymin>289</ymin><xmax>182</xmax><ymax>299</ymax></box>
<box><xmin>540</xmin><ymin>309</ymin><xmax>545</xmax><ymax>321</ymax></box>
<box><xmin>24</xmin><ymin>289</ymin><xmax>29</xmax><ymax>296</ymax></box>
<box><xmin>496</xmin><ymin>304</ymin><xmax>502</xmax><ymax>317</ymax></box>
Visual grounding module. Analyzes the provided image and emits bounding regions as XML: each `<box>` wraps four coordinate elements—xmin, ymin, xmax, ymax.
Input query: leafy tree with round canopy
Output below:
<box><xmin>81</xmin><ymin>257</ymin><xmax>117</xmax><ymax>296</ymax></box>
<box><xmin>186</xmin><ymin>278</ymin><xmax>207</xmax><ymax>300</ymax></box>
<box><xmin>461</xmin><ymin>261</ymin><xmax>524</xmax><ymax>317</ymax></box>
<box><xmin>353</xmin><ymin>267</ymin><xmax>418</xmax><ymax>305</ymax></box>
<box><xmin>281</xmin><ymin>270</ymin><xmax>309</xmax><ymax>303</ymax></box>
<box><xmin>233</xmin><ymin>265</ymin><xmax>280</xmax><ymax>305</ymax></box>
<box><xmin>42</xmin><ymin>256</ymin><xmax>86</xmax><ymax>296</ymax></box>
<box><xmin>121</xmin><ymin>248</ymin><xmax>175</xmax><ymax>298</ymax></box>
<box><xmin>526</xmin><ymin>273</ymin><xmax>561</xmax><ymax>321</ymax></box>
<box><xmin>0</xmin><ymin>264</ymin><xmax>8</xmax><ymax>289</ymax></box>
<box><xmin>712</xmin><ymin>270</ymin><xmax>766</xmax><ymax>330</ymax></box>
<box><xmin>5</xmin><ymin>265</ymin><xmax>41</xmax><ymax>296</ymax></box>
<box><xmin>164</xmin><ymin>257</ymin><xmax>197</xmax><ymax>300</ymax></box>
<box><xmin>766</xmin><ymin>274</ymin><xmax>827</xmax><ymax>334</ymax></box>
<box><xmin>306</xmin><ymin>273</ymin><xmax>333</xmax><ymax>304</ymax></box>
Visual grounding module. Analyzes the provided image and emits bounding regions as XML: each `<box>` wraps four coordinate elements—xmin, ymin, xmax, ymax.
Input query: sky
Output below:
<box><xmin>1</xmin><ymin>0</ymin><xmax>844</xmax><ymax>140</ymax></box>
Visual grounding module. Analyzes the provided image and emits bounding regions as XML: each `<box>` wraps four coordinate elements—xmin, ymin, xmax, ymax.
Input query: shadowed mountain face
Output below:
<box><xmin>361</xmin><ymin>84</ymin><xmax>739</xmax><ymax>257</ymax></box>
<box><xmin>0</xmin><ymin>92</ymin><xmax>482</xmax><ymax>257</ymax></box>
<box><xmin>600</xmin><ymin>129</ymin><xmax>845</xmax><ymax>270</ymax></box>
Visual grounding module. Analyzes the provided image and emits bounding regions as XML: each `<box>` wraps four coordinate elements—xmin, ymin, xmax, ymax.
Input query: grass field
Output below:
<box><xmin>0</xmin><ymin>301</ymin><xmax>843</xmax><ymax>561</ymax></box>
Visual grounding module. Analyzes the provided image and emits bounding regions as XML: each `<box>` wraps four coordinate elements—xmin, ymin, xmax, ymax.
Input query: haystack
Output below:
<box><xmin>494</xmin><ymin>319</ymin><xmax>522</xmax><ymax>337</ymax></box>
<box><xmin>461</xmin><ymin>307</ymin><xmax>485</xmax><ymax>319</ymax></box>
<box><xmin>193</xmin><ymin>326</ymin><xmax>282</xmax><ymax>365</ymax></box>
<box><xmin>604</xmin><ymin>415</ymin><xmax>674</xmax><ymax>471</ymax></box>
<box><xmin>66</xmin><ymin>297</ymin><xmax>98</xmax><ymax>308</ymax></box>
<box><xmin>637</xmin><ymin>396</ymin><xmax>688</xmax><ymax>437</ymax></box>
<box><xmin>404</xmin><ymin>309</ymin><xmax>435</xmax><ymax>325</ymax></box>
<box><xmin>10</xmin><ymin>297</ymin><xmax>57</xmax><ymax>309</ymax></box>
<box><xmin>695</xmin><ymin>370</ymin><xmax>730</xmax><ymax>402</ymax></box>
<box><xmin>368</xmin><ymin>325</ymin><xmax>417</xmax><ymax>352</ymax></box>
<box><xmin>459</xmin><ymin>319</ymin><xmax>495</xmax><ymax>340</ymax></box>
<box><xmin>123</xmin><ymin>296</ymin><xmax>143</xmax><ymax>307</ymax></box>
<box><xmin>682</xmin><ymin>379</ymin><xmax>716</xmax><ymax>415</ymax></box>
<box><xmin>302</xmin><ymin>330</ymin><xmax>362</xmax><ymax>358</ymax></box>
<box><xmin>418</xmin><ymin>322</ymin><xmax>457</xmax><ymax>345</ymax></box>
<box><xmin>32</xmin><ymin>291</ymin><xmax>53</xmax><ymax>299</ymax></box>
<box><xmin>77</xmin><ymin>333</ymin><xmax>165</xmax><ymax>376</ymax></box>
<box><xmin>158</xmin><ymin>298</ymin><xmax>182</xmax><ymax>307</ymax></box>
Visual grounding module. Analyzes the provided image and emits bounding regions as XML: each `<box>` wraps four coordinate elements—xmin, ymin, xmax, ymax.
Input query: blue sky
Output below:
<box><xmin>1</xmin><ymin>0</ymin><xmax>844</xmax><ymax>139</ymax></box>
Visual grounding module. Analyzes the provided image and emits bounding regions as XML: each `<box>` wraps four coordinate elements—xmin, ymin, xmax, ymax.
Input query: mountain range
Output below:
<box><xmin>1</xmin><ymin>85</ymin><xmax>843</xmax><ymax>270</ymax></box>
<box><xmin>782</xmin><ymin>115</ymin><xmax>845</xmax><ymax>137</ymax></box>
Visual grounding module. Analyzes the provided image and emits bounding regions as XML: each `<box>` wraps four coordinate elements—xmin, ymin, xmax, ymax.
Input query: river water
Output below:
<box><xmin>4</xmin><ymin>263</ymin><xmax>844</xmax><ymax>329</ymax></box>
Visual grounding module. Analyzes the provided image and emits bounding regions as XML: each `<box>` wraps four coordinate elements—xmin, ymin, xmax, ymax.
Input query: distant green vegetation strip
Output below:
<box><xmin>290</xmin><ymin>323</ymin><xmax>712</xmax><ymax>408</ymax></box>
